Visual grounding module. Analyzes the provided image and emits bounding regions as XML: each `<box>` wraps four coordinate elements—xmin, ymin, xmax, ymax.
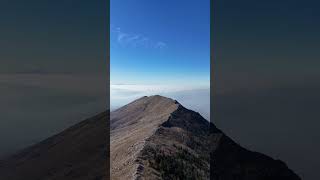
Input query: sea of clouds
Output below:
<box><xmin>110</xmin><ymin>84</ymin><xmax>210</xmax><ymax>120</ymax></box>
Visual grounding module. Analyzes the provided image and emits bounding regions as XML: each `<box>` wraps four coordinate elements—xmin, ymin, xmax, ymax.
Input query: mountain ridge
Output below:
<box><xmin>0</xmin><ymin>95</ymin><xmax>301</xmax><ymax>180</ymax></box>
<box><xmin>110</xmin><ymin>95</ymin><xmax>180</xmax><ymax>179</ymax></box>
<box><xmin>111</xmin><ymin>95</ymin><xmax>301</xmax><ymax>180</ymax></box>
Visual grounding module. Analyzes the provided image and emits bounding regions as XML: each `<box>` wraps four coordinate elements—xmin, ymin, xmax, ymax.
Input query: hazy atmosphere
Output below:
<box><xmin>0</xmin><ymin>0</ymin><xmax>107</xmax><ymax>158</ymax></box>
<box><xmin>213</xmin><ymin>0</ymin><xmax>320</xmax><ymax>179</ymax></box>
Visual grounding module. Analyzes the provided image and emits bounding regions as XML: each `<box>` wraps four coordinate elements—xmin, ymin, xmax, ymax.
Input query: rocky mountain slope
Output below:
<box><xmin>111</xmin><ymin>95</ymin><xmax>301</xmax><ymax>180</ymax></box>
<box><xmin>0</xmin><ymin>112</ymin><xmax>108</xmax><ymax>180</ymax></box>
<box><xmin>0</xmin><ymin>95</ymin><xmax>301</xmax><ymax>180</ymax></box>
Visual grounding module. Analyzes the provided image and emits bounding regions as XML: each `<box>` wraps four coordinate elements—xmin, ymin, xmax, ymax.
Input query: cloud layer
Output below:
<box><xmin>111</xmin><ymin>84</ymin><xmax>210</xmax><ymax>120</ymax></box>
<box><xmin>111</xmin><ymin>25</ymin><xmax>166</xmax><ymax>49</ymax></box>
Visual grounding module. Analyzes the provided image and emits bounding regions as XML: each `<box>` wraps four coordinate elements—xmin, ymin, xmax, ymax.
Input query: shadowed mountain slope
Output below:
<box><xmin>111</xmin><ymin>95</ymin><xmax>301</xmax><ymax>180</ymax></box>
<box><xmin>0</xmin><ymin>112</ymin><xmax>108</xmax><ymax>180</ymax></box>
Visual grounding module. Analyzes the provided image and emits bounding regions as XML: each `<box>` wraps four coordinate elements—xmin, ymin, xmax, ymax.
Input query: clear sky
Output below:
<box><xmin>110</xmin><ymin>0</ymin><xmax>210</xmax><ymax>86</ymax></box>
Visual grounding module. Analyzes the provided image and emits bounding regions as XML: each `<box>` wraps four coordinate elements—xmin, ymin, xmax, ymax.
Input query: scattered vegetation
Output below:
<box><xmin>148</xmin><ymin>146</ymin><xmax>209</xmax><ymax>180</ymax></box>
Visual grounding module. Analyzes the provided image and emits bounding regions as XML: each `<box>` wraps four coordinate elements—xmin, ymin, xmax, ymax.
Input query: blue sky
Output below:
<box><xmin>110</xmin><ymin>0</ymin><xmax>210</xmax><ymax>86</ymax></box>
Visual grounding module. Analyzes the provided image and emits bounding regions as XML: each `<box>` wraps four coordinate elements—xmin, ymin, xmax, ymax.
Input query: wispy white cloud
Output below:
<box><xmin>111</xmin><ymin>25</ymin><xmax>167</xmax><ymax>49</ymax></box>
<box><xmin>155</xmin><ymin>42</ymin><xmax>166</xmax><ymax>49</ymax></box>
